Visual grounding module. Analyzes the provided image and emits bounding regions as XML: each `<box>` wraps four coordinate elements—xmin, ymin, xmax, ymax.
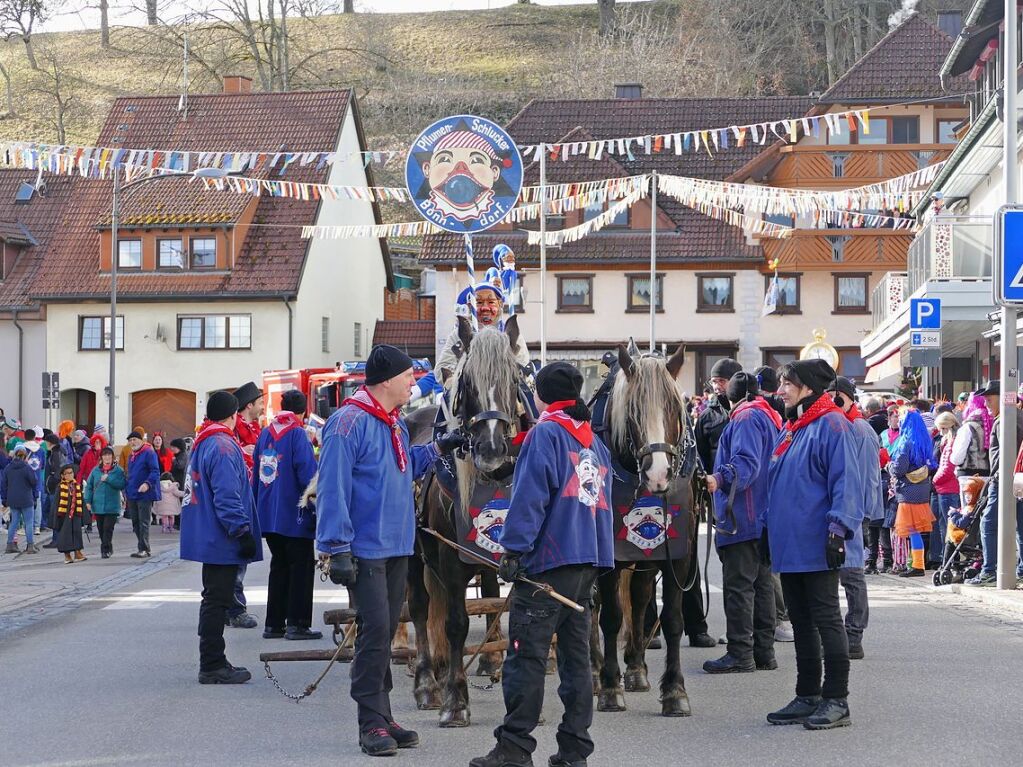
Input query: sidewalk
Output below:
<box><xmin>875</xmin><ymin>571</ymin><xmax>1023</xmax><ymax>621</ymax></box>
<box><xmin>0</xmin><ymin>515</ymin><xmax>181</xmax><ymax>616</ymax></box>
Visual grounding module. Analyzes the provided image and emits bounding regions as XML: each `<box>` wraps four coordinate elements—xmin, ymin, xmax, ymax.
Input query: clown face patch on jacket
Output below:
<box><xmin>564</xmin><ymin>448</ymin><xmax>609</xmax><ymax>513</ymax></box>
<box><xmin>258</xmin><ymin>450</ymin><xmax>280</xmax><ymax>486</ymax></box>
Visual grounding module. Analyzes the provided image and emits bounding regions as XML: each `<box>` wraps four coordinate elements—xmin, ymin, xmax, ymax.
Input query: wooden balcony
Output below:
<box><xmin>760</xmin><ymin>230</ymin><xmax>913</xmax><ymax>271</ymax></box>
<box><xmin>768</xmin><ymin>144</ymin><xmax>953</xmax><ymax>188</ymax></box>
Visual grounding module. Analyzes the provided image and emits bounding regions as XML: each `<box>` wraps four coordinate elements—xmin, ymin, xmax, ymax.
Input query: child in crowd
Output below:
<box><xmin>155</xmin><ymin>471</ymin><xmax>183</xmax><ymax>532</ymax></box>
<box><xmin>55</xmin><ymin>464</ymin><xmax>86</xmax><ymax>563</ymax></box>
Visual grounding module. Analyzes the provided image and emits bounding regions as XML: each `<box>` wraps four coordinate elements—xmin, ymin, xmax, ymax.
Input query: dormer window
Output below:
<box><xmin>158</xmin><ymin>238</ymin><xmax>185</xmax><ymax>269</ymax></box>
<box><xmin>190</xmin><ymin>237</ymin><xmax>217</xmax><ymax>269</ymax></box>
<box><xmin>118</xmin><ymin>239</ymin><xmax>142</xmax><ymax>269</ymax></box>
<box><xmin>15</xmin><ymin>182</ymin><xmax>35</xmax><ymax>204</ymax></box>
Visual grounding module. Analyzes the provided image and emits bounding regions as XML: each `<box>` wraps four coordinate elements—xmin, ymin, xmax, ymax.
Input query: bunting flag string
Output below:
<box><xmin>300</xmin><ymin>219</ymin><xmax>443</xmax><ymax>239</ymax></box>
<box><xmin>526</xmin><ymin>187</ymin><xmax>648</xmax><ymax>247</ymax></box>
<box><xmin>683</xmin><ymin>200</ymin><xmax>796</xmax><ymax>239</ymax></box>
<box><xmin>813</xmin><ymin>207</ymin><xmax>918</xmax><ymax>230</ymax></box>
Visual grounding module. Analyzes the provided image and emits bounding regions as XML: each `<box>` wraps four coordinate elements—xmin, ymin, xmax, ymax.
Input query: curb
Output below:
<box><xmin>948</xmin><ymin>583</ymin><xmax>1023</xmax><ymax>618</ymax></box>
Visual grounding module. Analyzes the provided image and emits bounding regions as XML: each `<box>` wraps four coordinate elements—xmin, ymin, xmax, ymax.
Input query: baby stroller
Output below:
<box><xmin>932</xmin><ymin>476</ymin><xmax>987</xmax><ymax>586</ymax></box>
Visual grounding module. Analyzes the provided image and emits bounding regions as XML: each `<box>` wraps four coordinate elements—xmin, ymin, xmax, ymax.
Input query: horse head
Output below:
<box><xmin>610</xmin><ymin>343</ymin><xmax>686</xmax><ymax>493</ymax></box>
<box><xmin>453</xmin><ymin>314</ymin><xmax>524</xmax><ymax>475</ymax></box>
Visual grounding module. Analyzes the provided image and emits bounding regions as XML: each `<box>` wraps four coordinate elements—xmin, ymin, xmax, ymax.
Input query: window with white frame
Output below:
<box><xmin>118</xmin><ymin>240</ymin><xmax>141</xmax><ymax>269</ymax></box>
<box><xmin>79</xmin><ymin>315</ymin><xmax>124</xmax><ymax>351</ymax></box>
<box><xmin>158</xmin><ymin>238</ymin><xmax>184</xmax><ymax>269</ymax></box>
<box><xmin>190</xmin><ymin>237</ymin><xmax>217</xmax><ymax>269</ymax></box>
<box><xmin>177</xmin><ymin>314</ymin><xmax>251</xmax><ymax>350</ymax></box>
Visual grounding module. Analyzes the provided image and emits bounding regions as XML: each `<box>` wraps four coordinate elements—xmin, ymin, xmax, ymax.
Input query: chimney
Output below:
<box><xmin>614</xmin><ymin>83</ymin><xmax>643</xmax><ymax>99</ymax></box>
<box><xmin>223</xmin><ymin>75</ymin><xmax>253</xmax><ymax>94</ymax></box>
<box><xmin>937</xmin><ymin>10</ymin><xmax>962</xmax><ymax>38</ymax></box>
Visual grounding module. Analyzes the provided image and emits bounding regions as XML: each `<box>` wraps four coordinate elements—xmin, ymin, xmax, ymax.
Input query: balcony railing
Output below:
<box><xmin>772</xmin><ymin>145</ymin><xmax>953</xmax><ymax>186</ymax></box>
<box><xmin>872</xmin><ymin>271</ymin><xmax>906</xmax><ymax>329</ymax></box>
<box><xmin>906</xmin><ymin>215</ymin><xmax>992</xmax><ymax>296</ymax></box>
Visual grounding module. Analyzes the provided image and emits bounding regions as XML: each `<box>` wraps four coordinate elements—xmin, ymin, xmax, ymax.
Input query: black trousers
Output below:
<box><xmin>719</xmin><ymin>539</ymin><xmax>776</xmax><ymax>663</ymax></box>
<box><xmin>866</xmin><ymin>523</ymin><xmax>892</xmax><ymax>565</ymax></box>
<box><xmin>497</xmin><ymin>565</ymin><xmax>597</xmax><ymax>762</ymax></box>
<box><xmin>96</xmin><ymin>515</ymin><xmax>117</xmax><ymax>555</ymax></box>
<box><xmin>264</xmin><ymin>533</ymin><xmax>315</xmax><ymax>629</ymax></box>
<box><xmin>350</xmin><ymin>556</ymin><xmax>408</xmax><ymax>733</ymax></box>
<box><xmin>780</xmin><ymin>570</ymin><xmax>849</xmax><ymax>700</ymax></box>
<box><xmin>198</xmin><ymin>563</ymin><xmax>239</xmax><ymax>673</ymax></box>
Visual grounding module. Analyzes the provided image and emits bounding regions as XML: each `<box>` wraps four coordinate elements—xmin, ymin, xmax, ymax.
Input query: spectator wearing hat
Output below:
<box><xmin>118</xmin><ymin>426</ymin><xmax>146</xmax><ymax>471</ymax></box>
<box><xmin>84</xmin><ymin>446</ymin><xmax>126</xmax><ymax>558</ymax></box>
<box><xmin>181</xmin><ymin>390</ymin><xmax>263</xmax><ymax>684</ymax></box>
<box><xmin>437</xmin><ymin>283</ymin><xmax>530</xmax><ymax>379</ymax></box>
<box><xmin>169</xmin><ymin>438</ymin><xmax>189</xmax><ymax>491</ymax></box>
<box><xmin>126</xmin><ymin>429</ymin><xmax>161</xmax><ymax>558</ymax></box>
<box><xmin>42</xmin><ymin>434</ymin><xmax>66</xmax><ymax>547</ymax></box>
<box><xmin>3</xmin><ymin>416</ymin><xmax>25</xmax><ymax>453</ymax></box>
<box><xmin>253</xmin><ymin>389</ymin><xmax>320</xmax><ymax>641</ymax></box>
<box><xmin>863</xmin><ymin>398</ymin><xmax>887</xmax><ymax>436</ymax></box>
<box><xmin>472</xmin><ymin>361</ymin><xmax>613</xmax><ymax>767</ymax></box>
<box><xmin>2</xmin><ymin>444</ymin><xmax>39</xmax><ymax>553</ymax></box>
<box><xmin>55</xmin><ymin>464</ymin><xmax>87</xmax><ymax>564</ymax></box>
<box><xmin>764</xmin><ymin>359</ymin><xmax>861</xmax><ymax>730</ymax></box>
<box><xmin>316</xmin><ymin>344</ymin><xmax>465</xmax><ymax>756</ymax></box>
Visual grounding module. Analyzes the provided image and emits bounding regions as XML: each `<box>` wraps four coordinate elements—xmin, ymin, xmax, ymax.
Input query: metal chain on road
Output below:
<box><xmin>264</xmin><ymin>621</ymin><xmax>357</xmax><ymax>702</ymax></box>
<box><xmin>466</xmin><ymin>591</ymin><xmax>512</xmax><ymax>692</ymax></box>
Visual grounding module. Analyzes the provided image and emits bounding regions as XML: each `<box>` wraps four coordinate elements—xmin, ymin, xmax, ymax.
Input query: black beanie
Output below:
<box><xmin>753</xmin><ymin>366</ymin><xmax>779</xmax><ymax>394</ymax></box>
<box><xmin>781</xmin><ymin>359</ymin><xmax>836</xmax><ymax>395</ymax></box>
<box><xmin>127</xmin><ymin>430</ymin><xmax>144</xmax><ymax>441</ymax></box>
<box><xmin>829</xmin><ymin>375</ymin><xmax>857</xmax><ymax>400</ymax></box>
<box><xmin>207</xmin><ymin>390</ymin><xmax>239</xmax><ymax>421</ymax></box>
<box><xmin>711</xmin><ymin>358</ymin><xmax>743</xmax><ymax>381</ymax></box>
<box><xmin>726</xmin><ymin>371</ymin><xmax>758</xmax><ymax>404</ymax></box>
<box><xmin>536</xmin><ymin>361</ymin><xmax>584</xmax><ymax>404</ymax></box>
<box><xmin>365</xmin><ymin>344</ymin><xmax>414</xmax><ymax>385</ymax></box>
<box><xmin>281</xmin><ymin>389</ymin><xmax>307</xmax><ymax>415</ymax></box>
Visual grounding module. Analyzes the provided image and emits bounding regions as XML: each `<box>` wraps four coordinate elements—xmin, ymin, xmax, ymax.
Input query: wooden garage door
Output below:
<box><xmin>131</xmin><ymin>389</ymin><xmax>197</xmax><ymax>442</ymax></box>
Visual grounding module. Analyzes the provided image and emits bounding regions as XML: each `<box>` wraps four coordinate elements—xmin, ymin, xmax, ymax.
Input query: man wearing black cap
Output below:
<box><xmin>316</xmin><ymin>344</ymin><xmax>465</xmax><ymax>756</ymax></box>
<box><xmin>180</xmin><ymin>390</ymin><xmax>262</xmax><ymax>684</ymax></box>
<box><xmin>472</xmin><ymin>362</ymin><xmax>613</xmax><ymax>767</ymax></box>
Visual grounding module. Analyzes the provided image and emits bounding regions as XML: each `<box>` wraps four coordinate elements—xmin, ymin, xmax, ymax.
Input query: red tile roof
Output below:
<box><xmin>372</xmin><ymin>320</ymin><xmax>435</xmax><ymax>350</ymax></box>
<box><xmin>818</xmin><ymin>13</ymin><xmax>967</xmax><ymax>104</ymax></box>
<box><xmin>30</xmin><ymin>89</ymin><xmax>389</xmax><ymax>300</ymax></box>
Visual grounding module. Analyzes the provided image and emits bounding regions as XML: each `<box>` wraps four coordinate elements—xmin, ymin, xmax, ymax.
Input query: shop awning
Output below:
<box><xmin>864</xmin><ymin>351</ymin><xmax>902</xmax><ymax>383</ymax></box>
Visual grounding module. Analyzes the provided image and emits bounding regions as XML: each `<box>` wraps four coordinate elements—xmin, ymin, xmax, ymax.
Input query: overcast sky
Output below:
<box><xmin>46</xmin><ymin>1</ymin><xmax>638</xmax><ymax>32</ymax></box>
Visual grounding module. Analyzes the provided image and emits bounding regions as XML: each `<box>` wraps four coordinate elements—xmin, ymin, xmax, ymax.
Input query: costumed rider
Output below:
<box><xmin>486</xmin><ymin>244</ymin><xmax>521</xmax><ymax>313</ymax></box>
<box><xmin>764</xmin><ymin>359</ymin><xmax>861</xmax><ymax>730</ymax></box>
<box><xmin>471</xmin><ymin>362</ymin><xmax>614</xmax><ymax>767</ymax></box>
<box><xmin>437</xmin><ymin>281</ymin><xmax>531</xmax><ymax>380</ymax></box>
<box><xmin>315</xmin><ymin>344</ymin><xmax>466</xmax><ymax>757</ymax></box>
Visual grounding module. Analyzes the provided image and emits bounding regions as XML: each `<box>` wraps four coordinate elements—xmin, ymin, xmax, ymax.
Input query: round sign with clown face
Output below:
<box><xmin>406</xmin><ymin>115</ymin><xmax>523</xmax><ymax>233</ymax></box>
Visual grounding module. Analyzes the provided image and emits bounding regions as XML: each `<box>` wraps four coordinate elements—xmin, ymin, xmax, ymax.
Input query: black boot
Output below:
<box><xmin>284</xmin><ymin>626</ymin><xmax>323</xmax><ymax>640</ymax></box>
<box><xmin>755</xmin><ymin>656</ymin><xmax>778</xmax><ymax>670</ymax></box>
<box><xmin>766</xmin><ymin>695</ymin><xmax>822</xmax><ymax>725</ymax></box>
<box><xmin>549</xmin><ymin>756</ymin><xmax>586</xmax><ymax>767</ymax></box>
<box><xmin>386</xmin><ymin>720</ymin><xmax>419</xmax><ymax>749</ymax></box>
<box><xmin>803</xmin><ymin>698</ymin><xmax>851</xmax><ymax>730</ymax></box>
<box><xmin>899</xmin><ymin>567</ymin><xmax>925</xmax><ymax>578</ymax></box>
<box><xmin>470</xmin><ymin>740</ymin><xmax>534</xmax><ymax>767</ymax></box>
<box><xmin>862</xmin><ymin>561</ymin><xmax>877</xmax><ymax>575</ymax></box>
<box><xmin>198</xmin><ymin>665</ymin><xmax>251</xmax><ymax>684</ymax></box>
<box><xmin>360</xmin><ymin>728</ymin><xmax>398</xmax><ymax>757</ymax></box>
<box><xmin>262</xmin><ymin>626</ymin><xmax>286</xmax><ymax>639</ymax></box>
<box><xmin>702</xmin><ymin>653</ymin><xmax>755</xmax><ymax>674</ymax></box>
<box><xmin>688</xmin><ymin>632</ymin><xmax>717</xmax><ymax>648</ymax></box>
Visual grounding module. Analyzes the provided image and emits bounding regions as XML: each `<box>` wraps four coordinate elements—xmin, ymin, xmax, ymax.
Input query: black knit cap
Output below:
<box><xmin>207</xmin><ymin>390</ymin><xmax>239</xmax><ymax>421</ymax></box>
<box><xmin>536</xmin><ymin>361</ymin><xmax>584</xmax><ymax>404</ymax></box>
<box><xmin>710</xmin><ymin>358</ymin><xmax>743</xmax><ymax>381</ymax></box>
<box><xmin>726</xmin><ymin>371</ymin><xmax>758</xmax><ymax>403</ymax></box>
<box><xmin>829</xmin><ymin>375</ymin><xmax>857</xmax><ymax>400</ymax></box>
<box><xmin>753</xmin><ymin>366</ymin><xmax>779</xmax><ymax>394</ymax></box>
<box><xmin>281</xmin><ymin>389</ymin><xmax>307</xmax><ymax>415</ymax></box>
<box><xmin>366</xmin><ymin>344</ymin><xmax>413</xmax><ymax>385</ymax></box>
<box><xmin>780</xmin><ymin>359</ymin><xmax>836</xmax><ymax>395</ymax></box>
<box><xmin>234</xmin><ymin>381</ymin><xmax>262</xmax><ymax>410</ymax></box>
<box><xmin>127</xmin><ymin>431</ymin><xmax>144</xmax><ymax>441</ymax></box>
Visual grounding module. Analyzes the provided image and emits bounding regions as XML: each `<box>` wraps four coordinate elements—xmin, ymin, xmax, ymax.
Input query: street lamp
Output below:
<box><xmin>108</xmin><ymin>166</ymin><xmax>238</xmax><ymax>438</ymax></box>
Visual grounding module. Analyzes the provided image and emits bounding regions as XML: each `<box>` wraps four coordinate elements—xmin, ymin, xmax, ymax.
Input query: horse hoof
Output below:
<box><xmin>661</xmin><ymin>693</ymin><xmax>692</xmax><ymax>717</ymax></box>
<box><xmin>475</xmin><ymin>659</ymin><xmax>500</xmax><ymax>678</ymax></box>
<box><xmin>597</xmin><ymin>688</ymin><xmax>627</xmax><ymax>712</ymax></box>
<box><xmin>623</xmin><ymin>669</ymin><xmax>649</xmax><ymax>692</ymax></box>
<box><xmin>439</xmin><ymin>709</ymin><xmax>470</xmax><ymax>728</ymax></box>
<box><xmin>415</xmin><ymin>688</ymin><xmax>442</xmax><ymax>710</ymax></box>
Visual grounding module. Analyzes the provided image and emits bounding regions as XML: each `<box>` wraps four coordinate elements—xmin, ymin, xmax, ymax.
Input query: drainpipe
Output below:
<box><xmin>12</xmin><ymin>308</ymin><xmax>24</xmax><ymax>417</ymax></box>
<box><xmin>282</xmin><ymin>296</ymin><xmax>293</xmax><ymax>368</ymax></box>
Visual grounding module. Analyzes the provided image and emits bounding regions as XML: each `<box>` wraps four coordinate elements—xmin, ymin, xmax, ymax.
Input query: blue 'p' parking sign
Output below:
<box><xmin>909</xmin><ymin>298</ymin><xmax>940</xmax><ymax>330</ymax></box>
<box><xmin>996</xmin><ymin>206</ymin><xmax>1023</xmax><ymax>305</ymax></box>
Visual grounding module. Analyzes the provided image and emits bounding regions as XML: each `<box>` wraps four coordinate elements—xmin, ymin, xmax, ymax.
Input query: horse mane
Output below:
<box><xmin>609</xmin><ymin>356</ymin><xmax>686</xmax><ymax>454</ymax></box>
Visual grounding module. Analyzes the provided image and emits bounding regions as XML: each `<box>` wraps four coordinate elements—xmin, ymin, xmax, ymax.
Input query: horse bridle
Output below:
<box><xmin>453</xmin><ymin>365</ymin><xmax>534</xmax><ymax>468</ymax></box>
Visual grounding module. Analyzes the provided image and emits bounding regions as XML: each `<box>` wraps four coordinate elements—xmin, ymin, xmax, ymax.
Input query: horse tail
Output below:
<box><xmin>425</xmin><ymin>565</ymin><xmax>450</xmax><ymax>670</ymax></box>
<box><xmin>618</xmin><ymin>568</ymin><xmax>633</xmax><ymax>645</ymax></box>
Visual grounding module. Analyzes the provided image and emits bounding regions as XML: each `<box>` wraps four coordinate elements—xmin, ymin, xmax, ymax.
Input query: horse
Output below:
<box><xmin>591</xmin><ymin>341</ymin><xmax>699</xmax><ymax>717</ymax></box>
<box><xmin>407</xmin><ymin>314</ymin><xmax>532</xmax><ymax>727</ymax></box>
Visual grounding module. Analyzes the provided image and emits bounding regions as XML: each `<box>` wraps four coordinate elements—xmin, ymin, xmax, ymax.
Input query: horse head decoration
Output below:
<box><xmin>610</xmin><ymin>340</ymin><xmax>687</xmax><ymax>494</ymax></box>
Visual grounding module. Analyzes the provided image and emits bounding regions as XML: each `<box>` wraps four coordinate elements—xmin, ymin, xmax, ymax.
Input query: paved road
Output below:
<box><xmin>2</xmin><ymin>540</ymin><xmax>1023</xmax><ymax>766</ymax></box>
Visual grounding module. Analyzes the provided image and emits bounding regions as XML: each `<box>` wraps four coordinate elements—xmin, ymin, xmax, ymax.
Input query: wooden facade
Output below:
<box><xmin>769</xmin><ymin>145</ymin><xmax>954</xmax><ymax>188</ymax></box>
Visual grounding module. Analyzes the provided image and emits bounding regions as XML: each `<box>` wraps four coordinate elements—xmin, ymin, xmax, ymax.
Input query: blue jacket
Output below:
<box><xmin>253</xmin><ymin>415</ymin><xmax>318</xmax><ymax>539</ymax></box>
<box><xmin>22</xmin><ymin>442</ymin><xmax>45</xmax><ymax>493</ymax></box>
<box><xmin>500</xmin><ymin>419</ymin><xmax>615</xmax><ymax>574</ymax></box>
<box><xmin>126</xmin><ymin>444</ymin><xmax>162</xmax><ymax>502</ymax></box>
<box><xmin>180</xmin><ymin>428</ymin><xmax>262</xmax><ymax>565</ymax></box>
<box><xmin>711</xmin><ymin>399</ymin><xmax>781</xmax><ymax>548</ymax></box>
<box><xmin>315</xmin><ymin>403</ymin><xmax>436</xmax><ymax>558</ymax></box>
<box><xmin>850</xmin><ymin>415</ymin><xmax>885</xmax><ymax>524</ymax></box>
<box><xmin>1</xmin><ymin>458</ymin><xmax>39</xmax><ymax>508</ymax></box>
<box><xmin>766</xmin><ymin>408</ymin><xmax>863</xmax><ymax>573</ymax></box>
<box><xmin>890</xmin><ymin>450</ymin><xmax>931</xmax><ymax>505</ymax></box>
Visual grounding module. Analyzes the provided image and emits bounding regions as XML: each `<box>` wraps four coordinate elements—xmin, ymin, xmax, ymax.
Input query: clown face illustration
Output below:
<box><xmin>575</xmin><ymin>448</ymin><xmax>603</xmax><ymax>510</ymax></box>
<box><xmin>621</xmin><ymin>496</ymin><xmax>667</xmax><ymax>552</ymax></box>
<box><xmin>472</xmin><ymin>498</ymin><xmax>508</xmax><ymax>555</ymax></box>
<box><xmin>422</xmin><ymin>134</ymin><xmax>502</xmax><ymax>221</ymax></box>
<box><xmin>258</xmin><ymin>450</ymin><xmax>279</xmax><ymax>486</ymax></box>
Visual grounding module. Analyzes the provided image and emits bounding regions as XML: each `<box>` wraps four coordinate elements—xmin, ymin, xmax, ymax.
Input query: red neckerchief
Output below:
<box><xmin>773</xmin><ymin>393</ymin><xmax>841</xmax><ymax>458</ymax></box>
<box><xmin>128</xmin><ymin>443</ymin><xmax>154</xmax><ymax>465</ymax></box>
<box><xmin>343</xmin><ymin>387</ymin><xmax>408</xmax><ymax>472</ymax></box>
<box><xmin>844</xmin><ymin>403</ymin><xmax>863</xmax><ymax>423</ymax></box>
<box><xmin>731</xmin><ymin>397</ymin><xmax>783</xmax><ymax>429</ymax></box>
<box><xmin>538</xmin><ymin>400</ymin><xmax>593</xmax><ymax>449</ymax></box>
<box><xmin>269</xmin><ymin>412</ymin><xmax>303</xmax><ymax>440</ymax></box>
<box><xmin>194</xmin><ymin>420</ymin><xmax>236</xmax><ymax>451</ymax></box>
<box><xmin>235</xmin><ymin>416</ymin><xmax>260</xmax><ymax>448</ymax></box>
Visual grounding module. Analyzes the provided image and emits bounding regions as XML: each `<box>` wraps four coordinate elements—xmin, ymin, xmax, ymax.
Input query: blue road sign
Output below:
<box><xmin>909</xmin><ymin>297</ymin><xmax>941</xmax><ymax>330</ymax></box>
<box><xmin>1000</xmin><ymin>208</ymin><xmax>1023</xmax><ymax>304</ymax></box>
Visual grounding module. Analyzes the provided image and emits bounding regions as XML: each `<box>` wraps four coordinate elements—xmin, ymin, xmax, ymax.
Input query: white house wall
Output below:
<box><xmin>293</xmin><ymin>107</ymin><xmax>385</xmax><ymax>366</ymax></box>
<box><xmin>0</xmin><ymin>319</ymin><xmax>46</xmax><ymax>428</ymax></box>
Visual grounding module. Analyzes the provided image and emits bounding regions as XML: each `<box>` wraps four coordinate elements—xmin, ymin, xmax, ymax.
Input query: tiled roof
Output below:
<box><xmin>0</xmin><ymin>220</ymin><xmax>34</xmax><ymax>244</ymax></box>
<box><xmin>372</xmin><ymin>320</ymin><xmax>435</xmax><ymax>349</ymax></box>
<box><xmin>818</xmin><ymin>13</ymin><xmax>966</xmax><ymax>103</ymax></box>
<box><xmin>98</xmin><ymin>176</ymin><xmax>254</xmax><ymax>227</ymax></box>
<box><xmin>0</xmin><ymin>172</ymin><xmax>76</xmax><ymax>311</ymax></box>
<box><xmin>30</xmin><ymin>90</ymin><xmax>367</xmax><ymax>300</ymax></box>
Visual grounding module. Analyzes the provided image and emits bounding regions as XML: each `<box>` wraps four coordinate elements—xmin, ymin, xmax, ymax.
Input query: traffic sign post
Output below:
<box><xmin>909</xmin><ymin>297</ymin><xmax>941</xmax><ymax>330</ymax></box>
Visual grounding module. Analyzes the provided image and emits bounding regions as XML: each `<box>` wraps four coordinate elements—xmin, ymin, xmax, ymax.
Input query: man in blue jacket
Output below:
<box><xmin>764</xmin><ymin>359</ymin><xmax>862</xmax><ymax>731</ymax></box>
<box><xmin>703</xmin><ymin>371</ymin><xmax>782</xmax><ymax>674</ymax></box>
<box><xmin>181</xmin><ymin>391</ymin><xmax>262</xmax><ymax>685</ymax></box>
<box><xmin>2</xmin><ymin>444</ymin><xmax>40</xmax><ymax>553</ymax></box>
<box><xmin>253</xmin><ymin>388</ymin><xmax>319</xmax><ymax>641</ymax></box>
<box><xmin>316</xmin><ymin>344</ymin><xmax>462</xmax><ymax>757</ymax></box>
<box><xmin>472</xmin><ymin>362</ymin><xmax>614</xmax><ymax>767</ymax></box>
<box><xmin>126</xmin><ymin>430</ymin><xmax>161</xmax><ymax>558</ymax></box>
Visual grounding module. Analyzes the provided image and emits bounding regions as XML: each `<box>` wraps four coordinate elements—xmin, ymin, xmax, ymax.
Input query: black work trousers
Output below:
<box><xmin>865</xmin><ymin>523</ymin><xmax>891</xmax><ymax>565</ymax></box>
<box><xmin>350</xmin><ymin>556</ymin><xmax>408</xmax><ymax>733</ymax></box>
<box><xmin>264</xmin><ymin>533</ymin><xmax>315</xmax><ymax>630</ymax></box>
<box><xmin>719</xmin><ymin>539</ymin><xmax>776</xmax><ymax>664</ymax></box>
<box><xmin>780</xmin><ymin>570</ymin><xmax>849</xmax><ymax>700</ymax></box>
<box><xmin>96</xmin><ymin>515</ymin><xmax>117</xmax><ymax>556</ymax></box>
<box><xmin>497</xmin><ymin>565</ymin><xmax>597</xmax><ymax>762</ymax></box>
<box><xmin>198</xmin><ymin>563</ymin><xmax>240</xmax><ymax>672</ymax></box>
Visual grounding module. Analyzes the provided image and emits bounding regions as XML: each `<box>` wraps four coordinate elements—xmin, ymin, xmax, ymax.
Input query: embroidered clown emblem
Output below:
<box><xmin>258</xmin><ymin>450</ymin><xmax>280</xmax><ymax>486</ymax></box>
<box><xmin>468</xmin><ymin>489</ymin><xmax>509</xmax><ymax>559</ymax></box>
<box><xmin>616</xmin><ymin>495</ymin><xmax>681</xmax><ymax>556</ymax></box>
<box><xmin>564</xmin><ymin>448</ymin><xmax>609</xmax><ymax>513</ymax></box>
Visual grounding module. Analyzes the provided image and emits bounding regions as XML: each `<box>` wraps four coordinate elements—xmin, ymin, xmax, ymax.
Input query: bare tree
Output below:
<box><xmin>0</xmin><ymin>0</ymin><xmax>47</xmax><ymax>69</ymax></box>
<box><xmin>30</xmin><ymin>48</ymin><xmax>75</xmax><ymax>142</ymax></box>
<box><xmin>0</xmin><ymin>58</ymin><xmax>13</xmax><ymax>116</ymax></box>
<box><xmin>343</xmin><ymin>0</ymin><xmax>353</xmax><ymax>11</ymax></box>
<box><xmin>147</xmin><ymin>0</ymin><xmax>157</xmax><ymax>24</ymax></box>
<box><xmin>598</xmin><ymin>0</ymin><xmax>615</xmax><ymax>36</ymax></box>
<box><xmin>99</xmin><ymin>0</ymin><xmax>109</xmax><ymax>47</ymax></box>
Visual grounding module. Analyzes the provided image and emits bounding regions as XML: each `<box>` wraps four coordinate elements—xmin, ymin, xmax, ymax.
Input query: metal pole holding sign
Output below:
<box><xmin>539</xmin><ymin>145</ymin><xmax>548</xmax><ymax>367</ymax></box>
<box><xmin>649</xmin><ymin>170</ymin><xmax>657</xmax><ymax>353</ymax></box>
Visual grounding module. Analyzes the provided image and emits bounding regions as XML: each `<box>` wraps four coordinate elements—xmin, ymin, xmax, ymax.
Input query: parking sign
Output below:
<box><xmin>909</xmin><ymin>298</ymin><xmax>940</xmax><ymax>330</ymax></box>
